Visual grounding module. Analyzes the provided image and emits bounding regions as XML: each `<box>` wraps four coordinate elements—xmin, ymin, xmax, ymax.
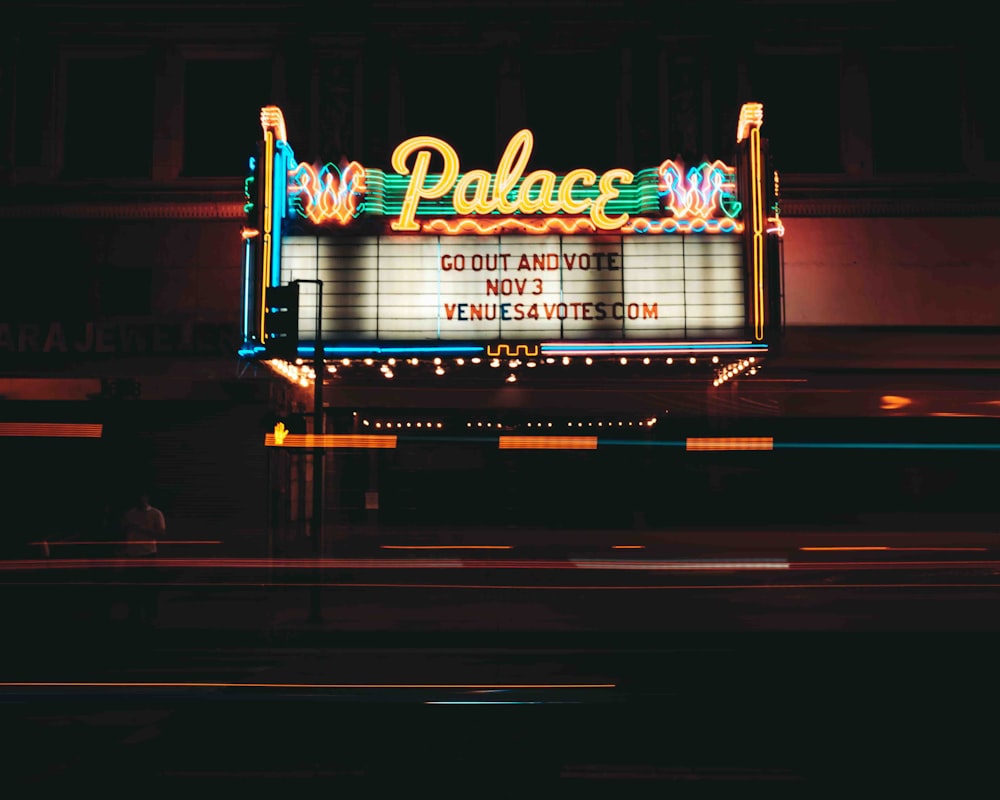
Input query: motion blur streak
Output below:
<box><xmin>0</xmin><ymin>681</ymin><xmax>616</xmax><ymax>690</ymax></box>
<box><xmin>0</xmin><ymin>422</ymin><xmax>103</xmax><ymax>438</ymax></box>
<box><xmin>791</xmin><ymin>560</ymin><xmax>1000</xmax><ymax>570</ymax></box>
<box><xmin>801</xmin><ymin>547</ymin><xmax>889</xmax><ymax>551</ymax></box>
<box><xmin>572</xmin><ymin>559</ymin><xmax>788</xmax><ymax>570</ymax></box>
<box><xmin>0</xmin><ymin>557</ymin><xmax>790</xmax><ymax>571</ymax></box>
<box><xmin>687</xmin><ymin>437</ymin><xmax>774</xmax><ymax>451</ymax></box>
<box><xmin>379</xmin><ymin>545</ymin><xmax>512</xmax><ymax>550</ymax></box>
<box><xmin>29</xmin><ymin>540</ymin><xmax>222</xmax><ymax>547</ymax></box>
<box><xmin>800</xmin><ymin>547</ymin><xmax>987</xmax><ymax>552</ymax></box>
<box><xmin>499</xmin><ymin>436</ymin><xmax>598</xmax><ymax>450</ymax></box>
<box><xmin>8</xmin><ymin>580</ymin><xmax>1000</xmax><ymax>590</ymax></box>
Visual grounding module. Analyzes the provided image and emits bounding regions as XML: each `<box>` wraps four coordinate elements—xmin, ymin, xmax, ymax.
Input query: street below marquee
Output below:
<box><xmin>3</xmin><ymin>523</ymin><xmax>1000</xmax><ymax>788</ymax></box>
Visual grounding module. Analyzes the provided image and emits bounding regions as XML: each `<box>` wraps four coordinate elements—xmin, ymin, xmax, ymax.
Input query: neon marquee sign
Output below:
<box><xmin>242</xmin><ymin>103</ymin><xmax>779</xmax><ymax>357</ymax></box>
<box><xmin>279</xmin><ymin>120</ymin><xmax>744</xmax><ymax>235</ymax></box>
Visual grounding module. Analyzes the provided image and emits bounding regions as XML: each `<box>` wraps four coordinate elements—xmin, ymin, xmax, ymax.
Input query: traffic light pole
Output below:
<box><xmin>293</xmin><ymin>279</ymin><xmax>325</xmax><ymax>623</ymax></box>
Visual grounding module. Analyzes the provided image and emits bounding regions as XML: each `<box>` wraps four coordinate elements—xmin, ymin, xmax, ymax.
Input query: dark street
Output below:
<box><xmin>3</xmin><ymin>525</ymin><xmax>1000</xmax><ymax>789</ymax></box>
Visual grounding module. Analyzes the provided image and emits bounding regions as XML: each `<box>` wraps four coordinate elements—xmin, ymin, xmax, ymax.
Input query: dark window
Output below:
<box><xmin>0</xmin><ymin>221</ymin><xmax>96</xmax><ymax>321</ymax></box>
<box><xmin>710</xmin><ymin>55</ymin><xmax>740</xmax><ymax>163</ymax></box>
<box><xmin>984</xmin><ymin>109</ymin><xmax>1000</xmax><ymax>164</ymax></box>
<box><xmin>0</xmin><ymin>270</ymin><xmax>95</xmax><ymax>322</ymax></box>
<box><xmin>663</xmin><ymin>53</ymin><xmax>707</xmax><ymax>166</ymax></box>
<box><xmin>63</xmin><ymin>56</ymin><xmax>154</xmax><ymax>178</ymax></box>
<box><xmin>97</xmin><ymin>266</ymin><xmax>152</xmax><ymax>317</ymax></box>
<box><xmin>967</xmin><ymin>53</ymin><xmax>1000</xmax><ymax>164</ymax></box>
<box><xmin>749</xmin><ymin>53</ymin><xmax>842</xmax><ymax>174</ymax></box>
<box><xmin>871</xmin><ymin>49</ymin><xmax>963</xmax><ymax>174</ymax></box>
<box><xmin>15</xmin><ymin>49</ymin><xmax>50</xmax><ymax>168</ymax></box>
<box><xmin>524</xmin><ymin>51</ymin><xmax>618</xmax><ymax>173</ymax></box>
<box><xmin>183</xmin><ymin>59</ymin><xmax>273</xmax><ymax>177</ymax></box>
<box><xmin>398</xmin><ymin>53</ymin><xmax>496</xmax><ymax>169</ymax></box>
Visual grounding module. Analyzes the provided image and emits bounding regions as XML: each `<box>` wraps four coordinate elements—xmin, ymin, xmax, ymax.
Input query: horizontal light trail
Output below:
<box><xmin>380</xmin><ymin>545</ymin><xmax>512</xmax><ymax>550</ymax></box>
<box><xmin>0</xmin><ymin>557</ymin><xmax>789</xmax><ymax>571</ymax></box>
<box><xmin>612</xmin><ymin>545</ymin><xmax>646</xmax><ymax>549</ymax></box>
<box><xmin>791</xmin><ymin>560</ymin><xmax>1000</xmax><ymax>570</ymax></box>
<box><xmin>375</xmin><ymin>436</ymin><xmax>1000</xmax><ymax>451</ymax></box>
<box><xmin>425</xmin><ymin>701</ymin><xmax>580</xmax><ymax>705</ymax></box>
<box><xmin>687</xmin><ymin>437</ymin><xmax>773</xmax><ymax>451</ymax></box>
<box><xmin>801</xmin><ymin>546</ymin><xmax>888</xmax><ymax>551</ymax></box>
<box><xmin>0</xmin><ymin>422</ymin><xmax>103</xmax><ymax>438</ymax></box>
<box><xmin>800</xmin><ymin>547</ymin><xmax>988</xmax><ymax>552</ymax></box>
<box><xmin>499</xmin><ymin>435</ymin><xmax>598</xmax><ymax>450</ymax></box>
<box><xmin>30</xmin><ymin>540</ymin><xmax>222</xmax><ymax>547</ymax></box>
<box><xmin>265</xmin><ymin>433</ymin><xmax>397</xmax><ymax>448</ymax></box>
<box><xmin>4</xmin><ymin>555</ymin><xmax>997</xmax><ymax>572</ymax></box>
<box><xmin>0</xmin><ymin>681</ymin><xmax>615</xmax><ymax>690</ymax></box>
<box><xmin>572</xmin><ymin>559</ymin><xmax>788</xmax><ymax>570</ymax></box>
<box><xmin>6</xmin><ymin>580</ymin><xmax>1000</xmax><ymax>590</ymax></box>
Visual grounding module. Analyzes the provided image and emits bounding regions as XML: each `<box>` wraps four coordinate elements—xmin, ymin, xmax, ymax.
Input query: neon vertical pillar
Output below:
<box><xmin>737</xmin><ymin>102</ymin><xmax>766</xmax><ymax>342</ymax></box>
<box><xmin>259</xmin><ymin>106</ymin><xmax>289</xmax><ymax>343</ymax></box>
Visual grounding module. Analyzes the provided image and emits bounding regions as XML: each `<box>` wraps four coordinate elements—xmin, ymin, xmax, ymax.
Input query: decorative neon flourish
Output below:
<box><xmin>737</xmin><ymin>102</ymin><xmax>764</xmax><ymax>144</ymax></box>
<box><xmin>424</xmin><ymin>215</ymin><xmax>743</xmax><ymax>236</ymax></box>
<box><xmin>243</xmin><ymin>175</ymin><xmax>255</xmax><ymax>214</ymax></box>
<box><xmin>260</xmin><ymin>105</ymin><xmax>288</xmax><ymax>142</ymax></box>
<box><xmin>288</xmin><ymin>160</ymin><xmax>367</xmax><ymax>224</ymax></box>
<box><xmin>624</xmin><ymin>217</ymin><xmax>744</xmax><ymax>234</ymax></box>
<box><xmin>424</xmin><ymin>217</ymin><xmax>598</xmax><ymax>235</ymax></box>
<box><xmin>657</xmin><ymin>160</ymin><xmax>741</xmax><ymax>220</ymax></box>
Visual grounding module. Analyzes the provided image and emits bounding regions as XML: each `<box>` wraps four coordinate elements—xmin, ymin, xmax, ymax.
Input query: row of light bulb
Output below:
<box><xmin>354</xmin><ymin>419</ymin><xmax>658</xmax><ymax>430</ymax></box>
<box><xmin>361</xmin><ymin>420</ymin><xmax>444</xmax><ymax>429</ymax></box>
<box><xmin>299</xmin><ymin>354</ymin><xmax>729</xmax><ymax>369</ymax></box>
<box><xmin>713</xmin><ymin>357</ymin><xmax>757</xmax><ymax>387</ymax></box>
<box><xmin>270</xmin><ymin>354</ymin><xmax>758</xmax><ymax>387</ymax></box>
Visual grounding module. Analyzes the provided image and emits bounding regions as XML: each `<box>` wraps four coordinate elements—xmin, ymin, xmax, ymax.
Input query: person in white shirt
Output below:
<box><xmin>123</xmin><ymin>492</ymin><xmax>165</xmax><ymax>557</ymax></box>
<box><xmin>121</xmin><ymin>491</ymin><xmax>165</xmax><ymax>625</ymax></box>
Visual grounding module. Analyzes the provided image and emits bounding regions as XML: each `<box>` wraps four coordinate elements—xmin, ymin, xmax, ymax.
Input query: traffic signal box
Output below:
<box><xmin>264</xmin><ymin>283</ymin><xmax>300</xmax><ymax>360</ymax></box>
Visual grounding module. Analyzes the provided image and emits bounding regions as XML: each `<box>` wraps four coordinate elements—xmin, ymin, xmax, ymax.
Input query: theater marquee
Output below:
<box><xmin>239</xmin><ymin>103</ymin><xmax>781</xmax><ymax>362</ymax></box>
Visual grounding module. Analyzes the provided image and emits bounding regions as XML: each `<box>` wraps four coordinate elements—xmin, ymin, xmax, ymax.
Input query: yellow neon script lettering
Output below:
<box><xmin>492</xmin><ymin>129</ymin><xmax>533</xmax><ymax>214</ymax></box>
<box><xmin>592</xmin><ymin>169</ymin><xmax>634</xmax><ymax>230</ymax></box>
<box><xmin>558</xmin><ymin>169</ymin><xmax>597</xmax><ymax>214</ymax></box>
<box><xmin>516</xmin><ymin>171</ymin><xmax>559</xmax><ymax>214</ymax></box>
<box><xmin>453</xmin><ymin>170</ymin><xmax>495</xmax><ymax>214</ymax></box>
<box><xmin>391</xmin><ymin>135</ymin><xmax>460</xmax><ymax>231</ymax></box>
<box><xmin>391</xmin><ymin>130</ymin><xmax>634</xmax><ymax>231</ymax></box>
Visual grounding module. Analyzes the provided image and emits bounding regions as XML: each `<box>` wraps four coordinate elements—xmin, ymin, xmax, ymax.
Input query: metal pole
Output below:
<box><xmin>313</xmin><ymin>280</ymin><xmax>323</xmax><ymax>560</ymax></box>
<box><xmin>295</xmin><ymin>279</ymin><xmax>324</xmax><ymax>623</ymax></box>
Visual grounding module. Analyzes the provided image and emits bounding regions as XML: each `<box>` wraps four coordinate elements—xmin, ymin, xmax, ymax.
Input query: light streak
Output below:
<box><xmin>30</xmin><ymin>540</ymin><xmax>221</xmax><ymax>547</ymax></box>
<box><xmin>687</xmin><ymin>437</ymin><xmax>774</xmax><ymax>451</ymax></box>
<box><xmin>380</xmin><ymin>545</ymin><xmax>512</xmax><ymax>550</ymax></box>
<box><xmin>800</xmin><ymin>547</ymin><xmax>988</xmax><ymax>552</ymax></box>
<box><xmin>0</xmin><ymin>681</ymin><xmax>616</xmax><ymax>690</ymax></box>
<box><xmin>7</xmin><ymin>580</ymin><xmax>1000</xmax><ymax>590</ymax></box>
<box><xmin>499</xmin><ymin>436</ymin><xmax>598</xmax><ymax>450</ymax></box>
<box><xmin>264</xmin><ymin>433</ymin><xmax>398</xmax><ymax>448</ymax></box>
<box><xmin>0</xmin><ymin>423</ymin><xmax>102</xmax><ymax>438</ymax></box>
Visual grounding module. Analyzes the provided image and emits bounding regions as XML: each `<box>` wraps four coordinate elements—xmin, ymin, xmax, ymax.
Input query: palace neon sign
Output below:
<box><xmin>390</xmin><ymin>129</ymin><xmax>634</xmax><ymax>231</ymax></box>
<box><xmin>282</xmin><ymin>124</ymin><xmax>744</xmax><ymax>235</ymax></box>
